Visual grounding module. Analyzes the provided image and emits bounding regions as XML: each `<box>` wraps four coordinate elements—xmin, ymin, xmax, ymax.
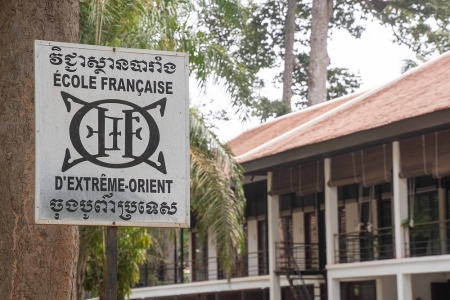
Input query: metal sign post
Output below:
<box><xmin>34</xmin><ymin>40</ymin><xmax>190</xmax><ymax>298</ymax></box>
<box><xmin>106</xmin><ymin>226</ymin><xmax>118</xmax><ymax>300</ymax></box>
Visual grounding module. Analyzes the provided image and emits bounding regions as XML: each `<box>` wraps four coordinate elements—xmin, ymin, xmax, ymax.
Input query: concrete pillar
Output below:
<box><xmin>325</xmin><ymin>158</ymin><xmax>340</xmax><ymax>300</ymax></box>
<box><xmin>377</xmin><ymin>276</ymin><xmax>397</xmax><ymax>300</ymax></box>
<box><xmin>396</xmin><ymin>273</ymin><xmax>413</xmax><ymax>300</ymax></box>
<box><xmin>324</xmin><ymin>158</ymin><xmax>339</xmax><ymax>265</ymax></box>
<box><xmin>327</xmin><ymin>277</ymin><xmax>340</xmax><ymax>300</ymax></box>
<box><xmin>392</xmin><ymin>141</ymin><xmax>409</xmax><ymax>258</ymax></box>
<box><xmin>267</xmin><ymin>171</ymin><xmax>281</xmax><ymax>300</ymax></box>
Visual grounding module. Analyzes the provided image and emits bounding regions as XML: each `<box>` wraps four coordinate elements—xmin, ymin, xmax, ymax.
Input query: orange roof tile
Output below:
<box><xmin>232</xmin><ymin>50</ymin><xmax>450</xmax><ymax>164</ymax></box>
<box><xmin>228</xmin><ymin>92</ymin><xmax>363</xmax><ymax>157</ymax></box>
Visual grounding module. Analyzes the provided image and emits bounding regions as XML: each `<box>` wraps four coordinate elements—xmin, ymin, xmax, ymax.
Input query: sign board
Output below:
<box><xmin>34</xmin><ymin>40</ymin><xmax>189</xmax><ymax>227</ymax></box>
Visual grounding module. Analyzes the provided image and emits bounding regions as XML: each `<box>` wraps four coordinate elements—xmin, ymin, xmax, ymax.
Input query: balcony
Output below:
<box><xmin>276</xmin><ymin>242</ymin><xmax>322</xmax><ymax>273</ymax></box>
<box><xmin>334</xmin><ymin>227</ymin><xmax>395</xmax><ymax>263</ymax></box>
<box><xmin>136</xmin><ymin>250</ymin><xmax>269</xmax><ymax>287</ymax></box>
<box><xmin>405</xmin><ymin>220</ymin><xmax>450</xmax><ymax>257</ymax></box>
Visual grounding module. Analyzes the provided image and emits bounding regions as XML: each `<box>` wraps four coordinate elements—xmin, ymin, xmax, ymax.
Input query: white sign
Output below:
<box><xmin>34</xmin><ymin>40</ymin><xmax>189</xmax><ymax>227</ymax></box>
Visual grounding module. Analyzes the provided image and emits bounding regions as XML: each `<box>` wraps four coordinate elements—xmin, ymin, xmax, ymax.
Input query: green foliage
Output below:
<box><xmin>234</xmin><ymin>0</ymin><xmax>450</xmax><ymax>120</ymax></box>
<box><xmin>401</xmin><ymin>212</ymin><xmax>432</xmax><ymax>238</ymax></box>
<box><xmin>142</xmin><ymin>228</ymin><xmax>190</xmax><ymax>286</ymax></box>
<box><xmin>291</xmin><ymin>53</ymin><xmax>361</xmax><ymax>106</ymax></box>
<box><xmin>400</xmin><ymin>55</ymin><xmax>427</xmax><ymax>73</ymax></box>
<box><xmin>81</xmin><ymin>227</ymin><xmax>151</xmax><ymax>300</ymax></box>
<box><xmin>80</xmin><ymin>0</ymin><xmax>255</xmax><ymax>115</ymax></box>
<box><xmin>359</xmin><ymin>0</ymin><xmax>450</xmax><ymax>57</ymax></box>
<box><xmin>333</xmin><ymin>0</ymin><xmax>368</xmax><ymax>38</ymax></box>
<box><xmin>80</xmin><ymin>0</ymin><xmax>193</xmax><ymax>49</ymax></box>
<box><xmin>251</xmin><ymin>62</ymin><xmax>361</xmax><ymax>122</ymax></box>
<box><xmin>231</xmin><ymin>0</ymin><xmax>363</xmax><ymax>120</ymax></box>
<box><xmin>251</xmin><ymin>97</ymin><xmax>291</xmax><ymax>122</ymax></box>
<box><xmin>251</xmin><ymin>52</ymin><xmax>361</xmax><ymax>119</ymax></box>
<box><xmin>189</xmin><ymin>108</ymin><xmax>246</xmax><ymax>276</ymax></box>
<box><xmin>326</xmin><ymin>67</ymin><xmax>362</xmax><ymax>100</ymax></box>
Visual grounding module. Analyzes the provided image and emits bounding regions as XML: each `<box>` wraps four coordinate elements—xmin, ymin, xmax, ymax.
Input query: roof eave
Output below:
<box><xmin>240</xmin><ymin>108</ymin><xmax>450</xmax><ymax>175</ymax></box>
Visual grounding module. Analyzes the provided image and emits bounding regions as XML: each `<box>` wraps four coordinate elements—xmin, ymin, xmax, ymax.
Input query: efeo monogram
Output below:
<box><xmin>60</xmin><ymin>92</ymin><xmax>167</xmax><ymax>174</ymax></box>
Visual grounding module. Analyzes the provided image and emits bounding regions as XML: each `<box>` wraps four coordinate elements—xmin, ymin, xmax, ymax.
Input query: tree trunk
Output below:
<box><xmin>282</xmin><ymin>0</ymin><xmax>297</xmax><ymax>109</ymax></box>
<box><xmin>307</xmin><ymin>0</ymin><xmax>333</xmax><ymax>106</ymax></box>
<box><xmin>0</xmin><ymin>1</ymin><xmax>79</xmax><ymax>299</ymax></box>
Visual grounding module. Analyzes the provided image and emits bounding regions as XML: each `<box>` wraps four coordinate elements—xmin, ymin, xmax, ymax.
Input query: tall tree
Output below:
<box><xmin>0</xmin><ymin>1</ymin><xmax>79</xmax><ymax>299</ymax></box>
<box><xmin>307</xmin><ymin>0</ymin><xmax>333</xmax><ymax>106</ymax></box>
<box><xmin>231</xmin><ymin>0</ymin><xmax>450</xmax><ymax>117</ymax></box>
<box><xmin>307</xmin><ymin>0</ymin><xmax>450</xmax><ymax>106</ymax></box>
<box><xmin>237</xmin><ymin>0</ymin><xmax>361</xmax><ymax>121</ymax></box>
<box><xmin>282</xmin><ymin>0</ymin><xmax>298</xmax><ymax>109</ymax></box>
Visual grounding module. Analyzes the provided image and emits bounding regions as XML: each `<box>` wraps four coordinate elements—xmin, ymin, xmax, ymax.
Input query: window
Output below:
<box><xmin>340</xmin><ymin>280</ymin><xmax>376</xmax><ymax>300</ymax></box>
<box><xmin>257</xmin><ymin>220</ymin><xmax>268</xmax><ymax>275</ymax></box>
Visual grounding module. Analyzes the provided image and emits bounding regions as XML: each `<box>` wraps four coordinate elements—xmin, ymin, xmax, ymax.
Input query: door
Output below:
<box><xmin>360</xmin><ymin>202</ymin><xmax>373</xmax><ymax>261</ymax></box>
<box><xmin>431</xmin><ymin>282</ymin><xmax>450</xmax><ymax>300</ymax></box>
<box><xmin>378</xmin><ymin>198</ymin><xmax>393</xmax><ymax>259</ymax></box>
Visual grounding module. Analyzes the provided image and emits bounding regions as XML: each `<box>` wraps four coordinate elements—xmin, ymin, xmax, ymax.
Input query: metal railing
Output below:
<box><xmin>334</xmin><ymin>227</ymin><xmax>395</xmax><ymax>263</ymax></box>
<box><xmin>405</xmin><ymin>220</ymin><xmax>450</xmax><ymax>257</ymax></box>
<box><xmin>276</xmin><ymin>242</ymin><xmax>326</xmax><ymax>299</ymax></box>
<box><xmin>136</xmin><ymin>250</ymin><xmax>269</xmax><ymax>287</ymax></box>
<box><xmin>276</xmin><ymin>242</ymin><xmax>321</xmax><ymax>272</ymax></box>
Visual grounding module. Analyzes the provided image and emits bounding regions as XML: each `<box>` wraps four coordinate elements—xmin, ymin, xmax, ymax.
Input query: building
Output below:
<box><xmin>130</xmin><ymin>50</ymin><xmax>450</xmax><ymax>300</ymax></box>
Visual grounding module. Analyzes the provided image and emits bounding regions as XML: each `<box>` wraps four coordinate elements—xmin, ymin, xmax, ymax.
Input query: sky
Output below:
<box><xmin>189</xmin><ymin>20</ymin><xmax>421</xmax><ymax>143</ymax></box>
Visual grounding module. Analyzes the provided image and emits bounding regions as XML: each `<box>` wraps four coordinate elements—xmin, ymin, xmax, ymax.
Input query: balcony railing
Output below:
<box><xmin>136</xmin><ymin>250</ymin><xmax>269</xmax><ymax>287</ymax></box>
<box><xmin>276</xmin><ymin>242</ymin><xmax>321</xmax><ymax>272</ymax></box>
<box><xmin>405</xmin><ymin>219</ymin><xmax>450</xmax><ymax>257</ymax></box>
<box><xmin>334</xmin><ymin>227</ymin><xmax>395</xmax><ymax>263</ymax></box>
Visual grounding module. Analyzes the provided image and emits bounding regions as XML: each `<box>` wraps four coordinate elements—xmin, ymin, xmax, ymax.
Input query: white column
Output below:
<box><xmin>377</xmin><ymin>276</ymin><xmax>398</xmax><ymax>300</ymax></box>
<box><xmin>267</xmin><ymin>171</ymin><xmax>281</xmax><ymax>300</ymax></box>
<box><xmin>314</xmin><ymin>282</ymin><xmax>321</xmax><ymax>299</ymax></box>
<box><xmin>327</xmin><ymin>277</ymin><xmax>340</xmax><ymax>300</ymax></box>
<box><xmin>325</xmin><ymin>158</ymin><xmax>340</xmax><ymax>300</ymax></box>
<box><xmin>396</xmin><ymin>273</ymin><xmax>413</xmax><ymax>300</ymax></box>
<box><xmin>324</xmin><ymin>158</ymin><xmax>339</xmax><ymax>265</ymax></box>
<box><xmin>376</xmin><ymin>278</ymin><xmax>383</xmax><ymax>300</ymax></box>
<box><xmin>392</xmin><ymin>141</ymin><xmax>409</xmax><ymax>258</ymax></box>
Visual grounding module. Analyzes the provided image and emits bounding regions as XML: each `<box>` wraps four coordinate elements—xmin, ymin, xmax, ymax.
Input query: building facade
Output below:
<box><xmin>130</xmin><ymin>51</ymin><xmax>450</xmax><ymax>300</ymax></box>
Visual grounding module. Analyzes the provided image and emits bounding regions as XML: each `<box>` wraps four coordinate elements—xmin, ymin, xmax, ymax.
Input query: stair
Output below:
<box><xmin>282</xmin><ymin>247</ymin><xmax>327</xmax><ymax>300</ymax></box>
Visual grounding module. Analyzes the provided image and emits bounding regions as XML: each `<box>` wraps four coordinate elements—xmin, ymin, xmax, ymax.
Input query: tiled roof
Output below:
<box><xmin>228</xmin><ymin>92</ymin><xmax>363</xmax><ymax>157</ymax></box>
<box><xmin>230</xmin><ymin>50</ymin><xmax>450</xmax><ymax>164</ymax></box>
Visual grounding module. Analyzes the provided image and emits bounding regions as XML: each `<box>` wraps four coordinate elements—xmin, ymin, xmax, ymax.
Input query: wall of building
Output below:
<box><xmin>292</xmin><ymin>211</ymin><xmax>304</xmax><ymax>244</ymax></box>
<box><xmin>376</xmin><ymin>276</ymin><xmax>397</xmax><ymax>300</ymax></box>
<box><xmin>345</xmin><ymin>202</ymin><xmax>359</xmax><ymax>234</ymax></box>
<box><xmin>412</xmin><ymin>272</ymin><xmax>449</xmax><ymax>300</ymax></box>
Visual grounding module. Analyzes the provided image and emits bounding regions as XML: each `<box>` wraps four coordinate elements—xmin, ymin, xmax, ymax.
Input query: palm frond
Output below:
<box><xmin>190</xmin><ymin>109</ymin><xmax>245</xmax><ymax>276</ymax></box>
